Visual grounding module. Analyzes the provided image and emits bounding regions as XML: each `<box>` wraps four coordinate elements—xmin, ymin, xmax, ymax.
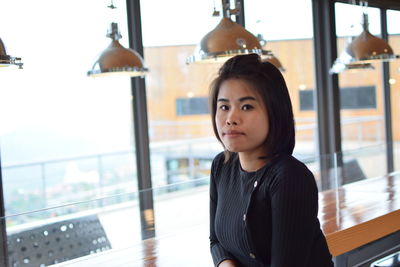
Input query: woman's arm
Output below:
<box><xmin>209</xmin><ymin>156</ymin><xmax>236</xmax><ymax>266</ymax></box>
<box><xmin>217</xmin><ymin>259</ymin><xmax>237</xmax><ymax>267</ymax></box>
<box><xmin>269</xmin><ymin>164</ymin><xmax>318</xmax><ymax>266</ymax></box>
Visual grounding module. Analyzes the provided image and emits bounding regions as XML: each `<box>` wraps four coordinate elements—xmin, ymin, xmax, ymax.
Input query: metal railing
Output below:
<box><xmin>1</xmin><ymin>115</ymin><xmax>387</xmax><ymax>224</ymax></box>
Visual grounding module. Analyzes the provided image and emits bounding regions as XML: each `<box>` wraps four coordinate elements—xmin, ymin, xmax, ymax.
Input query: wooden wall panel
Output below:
<box><xmin>143</xmin><ymin>36</ymin><xmax>400</xmax><ymax>141</ymax></box>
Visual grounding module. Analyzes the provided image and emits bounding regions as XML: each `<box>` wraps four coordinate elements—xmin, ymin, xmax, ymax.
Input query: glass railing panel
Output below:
<box><xmin>0</xmin><ymin>151</ymin><xmax>395</xmax><ymax>266</ymax></box>
<box><xmin>324</xmin><ymin>144</ymin><xmax>388</xmax><ymax>189</ymax></box>
<box><xmin>0</xmin><ymin>179</ymin><xmax>211</xmax><ymax>266</ymax></box>
<box><xmin>152</xmin><ymin>177</ymin><xmax>209</xmax><ymax>239</ymax></box>
<box><xmin>1</xmin><ymin>191</ymin><xmax>142</xmax><ymax>266</ymax></box>
<box><xmin>2</xmin><ymin>151</ymin><xmax>138</xmax><ymax>221</ymax></box>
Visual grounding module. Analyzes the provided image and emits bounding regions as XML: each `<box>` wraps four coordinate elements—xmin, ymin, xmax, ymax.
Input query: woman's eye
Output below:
<box><xmin>242</xmin><ymin>104</ymin><xmax>254</xmax><ymax>111</ymax></box>
<box><xmin>219</xmin><ymin>105</ymin><xmax>229</xmax><ymax>111</ymax></box>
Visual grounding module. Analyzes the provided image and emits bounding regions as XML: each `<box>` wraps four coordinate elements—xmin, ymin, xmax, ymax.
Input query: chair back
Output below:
<box><xmin>7</xmin><ymin>214</ymin><xmax>111</xmax><ymax>266</ymax></box>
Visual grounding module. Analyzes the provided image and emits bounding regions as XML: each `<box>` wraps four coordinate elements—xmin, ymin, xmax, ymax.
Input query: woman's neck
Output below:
<box><xmin>238</xmin><ymin>152</ymin><xmax>269</xmax><ymax>172</ymax></box>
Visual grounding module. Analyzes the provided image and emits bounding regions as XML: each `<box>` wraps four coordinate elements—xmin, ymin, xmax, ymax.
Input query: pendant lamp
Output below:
<box><xmin>257</xmin><ymin>34</ymin><xmax>286</xmax><ymax>72</ymax></box>
<box><xmin>186</xmin><ymin>0</ymin><xmax>271</xmax><ymax>64</ymax></box>
<box><xmin>0</xmin><ymin>37</ymin><xmax>23</xmax><ymax>68</ymax></box>
<box><xmin>264</xmin><ymin>55</ymin><xmax>286</xmax><ymax>72</ymax></box>
<box><xmin>330</xmin><ymin>36</ymin><xmax>375</xmax><ymax>73</ymax></box>
<box><xmin>331</xmin><ymin>5</ymin><xmax>399</xmax><ymax>74</ymax></box>
<box><xmin>87</xmin><ymin>1</ymin><xmax>148</xmax><ymax>77</ymax></box>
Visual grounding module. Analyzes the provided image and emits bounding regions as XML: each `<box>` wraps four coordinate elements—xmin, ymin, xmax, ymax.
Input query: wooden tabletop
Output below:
<box><xmin>319</xmin><ymin>173</ymin><xmax>400</xmax><ymax>256</ymax></box>
<box><xmin>53</xmin><ymin>172</ymin><xmax>400</xmax><ymax>266</ymax></box>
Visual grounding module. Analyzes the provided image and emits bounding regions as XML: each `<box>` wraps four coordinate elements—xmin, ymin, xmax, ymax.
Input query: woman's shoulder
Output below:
<box><xmin>211</xmin><ymin>152</ymin><xmax>239</xmax><ymax>181</ymax></box>
<box><xmin>266</xmin><ymin>154</ymin><xmax>316</xmax><ymax>190</ymax></box>
<box><xmin>211</xmin><ymin>152</ymin><xmax>239</xmax><ymax>166</ymax></box>
<box><xmin>213</xmin><ymin>151</ymin><xmax>225</xmax><ymax>163</ymax></box>
<box><xmin>271</xmin><ymin>154</ymin><xmax>311</xmax><ymax>174</ymax></box>
<box><xmin>211</xmin><ymin>151</ymin><xmax>225</xmax><ymax>171</ymax></box>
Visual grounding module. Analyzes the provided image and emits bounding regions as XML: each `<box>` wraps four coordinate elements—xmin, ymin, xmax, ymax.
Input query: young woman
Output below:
<box><xmin>209</xmin><ymin>54</ymin><xmax>334</xmax><ymax>267</ymax></box>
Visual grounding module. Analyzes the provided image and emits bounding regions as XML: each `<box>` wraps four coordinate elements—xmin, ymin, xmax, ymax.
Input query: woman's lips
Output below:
<box><xmin>224</xmin><ymin>130</ymin><xmax>244</xmax><ymax>137</ymax></box>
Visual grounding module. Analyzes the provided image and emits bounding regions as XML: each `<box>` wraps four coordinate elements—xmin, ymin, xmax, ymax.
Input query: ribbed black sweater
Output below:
<box><xmin>210</xmin><ymin>152</ymin><xmax>334</xmax><ymax>267</ymax></box>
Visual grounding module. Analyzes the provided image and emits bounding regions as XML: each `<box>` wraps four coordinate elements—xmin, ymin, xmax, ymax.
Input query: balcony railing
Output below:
<box><xmin>1</xmin><ymin>115</ymin><xmax>390</xmax><ymax>226</ymax></box>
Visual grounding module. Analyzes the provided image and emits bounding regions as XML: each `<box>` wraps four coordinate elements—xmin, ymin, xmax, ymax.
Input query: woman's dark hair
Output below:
<box><xmin>209</xmin><ymin>53</ymin><xmax>295</xmax><ymax>160</ymax></box>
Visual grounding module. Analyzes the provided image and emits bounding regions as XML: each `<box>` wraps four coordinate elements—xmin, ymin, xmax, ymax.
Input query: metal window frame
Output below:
<box><xmin>312</xmin><ymin>0</ymin><xmax>342</xmax><ymax>190</ymax></box>
<box><xmin>0</xmin><ymin>153</ymin><xmax>8</xmax><ymax>266</ymax></box>
<box><xmin>334</xmin><ymin>0</ymin><xmax>400</xmax><ymax>10</ymax></box>
<box><xmin>380</xmin><ymin>8</ymin><xmax>395</xmax><ymax>173</ymax></box>
<box><xmin>312</xmin><ymin>0</ymin><xmax>397</xmax><ymax>186</ymax></box>
<box><xmin>126</xmin><ymin>0</ymin><xmax>155</xmax><ymax>240</ymax></box>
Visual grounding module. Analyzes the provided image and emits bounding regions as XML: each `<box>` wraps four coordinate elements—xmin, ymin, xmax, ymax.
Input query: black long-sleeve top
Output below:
<box><xmin>210</xmin><ymin>152</ymin><xmax>334</xmax><ymax>267</ymax></box>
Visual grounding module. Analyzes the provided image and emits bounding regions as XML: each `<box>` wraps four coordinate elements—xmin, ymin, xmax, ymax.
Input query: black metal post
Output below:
<box><xmin>126</xmin><ymin>0</ymin><xmax>155</xmax><ymax>240</ymax></box>
<box><xmin>334</xmin><ymin>0</ymin><xmax>400</xmax><ymax>10</ymax></box>
<box><xmin>0</xmin><ymin>152</ymin><xmax>9</xmax><ymax>266</ymax></box>
<box><xmin>380</xmin><ymin>8</ymin><xmax>394</xmax><ymax>173</ymax></box>
<box><xmin>235</xmin><ymin>0</ymin><xmax>245</xmax><ymax>26</ymax></box>
<box><xmin>312</xmin><ymin>0</ymin><xmax>343</xmax><ymax>190</ymax></box>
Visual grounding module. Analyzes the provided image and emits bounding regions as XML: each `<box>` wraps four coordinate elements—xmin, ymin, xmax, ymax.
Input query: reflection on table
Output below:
<box><xmin>46</xmin><ymin>172</ymin><xmax>400</xmax><ymax>266</ymax></box>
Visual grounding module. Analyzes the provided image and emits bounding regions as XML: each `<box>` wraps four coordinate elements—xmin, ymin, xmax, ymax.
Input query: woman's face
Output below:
<box><xmin>215</xmin><ymin>78</ymin><xmax>269</xmax><ymax>157</ymax></box>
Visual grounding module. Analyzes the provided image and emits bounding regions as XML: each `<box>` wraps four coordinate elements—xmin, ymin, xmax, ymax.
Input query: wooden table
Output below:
<box><xmin>320</xmin><ymin>173</ymin><xmax>400</xmax><ymax>256</ymax></box>
<box><xmin>53</xmin><ymin>173</ymin><xmax>400</xmax><ymax>266</ymax></box>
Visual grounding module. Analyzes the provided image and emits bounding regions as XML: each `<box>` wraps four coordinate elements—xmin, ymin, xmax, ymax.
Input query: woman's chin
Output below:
<box><xmin>225</xmin><ymin>146</ymin><xmax>241</xmax><ymax>153</ymax></box>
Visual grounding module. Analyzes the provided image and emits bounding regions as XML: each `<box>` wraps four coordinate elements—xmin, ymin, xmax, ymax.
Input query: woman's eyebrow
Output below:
<box><xmin>239</xmin><ymin>96</ymin><xmax>256</xmax><ymax>102</ymax></box>
<box><xmin>217</xmin><ymin>96</ymin><xmax>256</xmax><ymax>102</ymax></box>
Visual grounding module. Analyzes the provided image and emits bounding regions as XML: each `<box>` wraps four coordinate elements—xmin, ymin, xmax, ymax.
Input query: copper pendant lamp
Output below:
<box><xmin>257</xmin><ymin>34</ymin><xmax>286</xmax><ymax>72</ymax></box>
<box><xmin>87</xmin><ymin>22</ymin><xmax>148</xmax><ymax>77</ymax></box>
<box><xmin>330</xmin><ymin>36</ymin><xmax>375</xmax><ymax>73</ymax></box>
<box><xmin>0</xmin><ymin>37</ymin><xmax>23</xmax><ymax>68</ymax></box>
<box><xmin>87</xmin><ymin>1</ymin><xmax>148</xmax><ymax>77</ymax></box>
<box><xmin>347</xmin><ymin>13</ymin><xmax>396</xmax><ymax>62</ymax></box>
<box><xmin>331</xmin><ymin>8</ymin><xmax>399</xmax><ymax>74</ymax></box>
<box><xmin>264</xmin><ymin>55</ymin><xmax>286</xmax><ymax>72</ymax></box>
<box><xmin>186</xmin><ymin>0</ymin><xmax>271</xmax><ymax>64</ymax></box>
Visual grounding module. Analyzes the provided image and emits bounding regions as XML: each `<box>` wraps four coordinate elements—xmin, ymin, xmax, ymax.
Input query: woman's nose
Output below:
<box><xmin>226</xmin><ymin>110</ymin><xmax>239</xmax><ymax>125</ymax></box>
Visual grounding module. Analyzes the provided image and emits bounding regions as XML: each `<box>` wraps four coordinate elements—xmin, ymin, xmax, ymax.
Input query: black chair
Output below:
<box><xmin>7</xmin><ymin>214</ymin><xmax>111</xmax><ymax>267</ymax></box>
<box><xmin>341</xmin><ymin>158</ymin><xmax>366</xmax><ymax>185</ymax></box>
<box><xmin>370</xmin><ymin>251</ymin><xmax>400</xmax><ymax>267</ymax></box>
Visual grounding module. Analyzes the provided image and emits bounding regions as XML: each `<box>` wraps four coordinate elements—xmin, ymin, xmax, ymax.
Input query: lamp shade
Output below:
<box><xmin>0</xmin><ymin>37</ymin><xmax>23</xmax><ymax>68</ymax></box>
<box><xmin>187</xmin><ymin>18</ymin><xmax>270</xmax><ymax>64</ymax></box>
<box><xmin>88</xmin><ymin>23</ymin><xmax>148</xmax><ymax>77</ymax></box>
<box><xmin>264</xmin><ymin>55</ymin><xmax>286</xmax><ymax>72</ymax></box>
<box><xmin>330</xmin><ymin>43</ymin><xmax>375</xmax><ymax>73</ymax></box>
<box><xmin>346</xmin><ymin>23</ymin><xmax>395</xmax><ymax>62</ymax></box>
<box><xmin>331</xmin><ymin>13</ymin><xmax>398</xmax><ymax>73</ymax></box>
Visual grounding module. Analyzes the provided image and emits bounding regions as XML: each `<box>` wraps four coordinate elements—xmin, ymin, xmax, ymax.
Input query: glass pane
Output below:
<box><xmin>245</xmin><ymin>0</ymin><xmax>320</xmax><ymax>185</ymax></box>
<box><xmin>335</xmin><ymin>3</ymin><xmax>387</xmax><ymax>183</ymax></box>
<box><xmin>140</xmin><ymin>0</ymin><xmax>222</xmax><ymax>239</ymax></box>
<box><xmin>387</xmin><ymin>9</ymin><xmax>400</xmax><ymax>172</ymax></box>
<box><xmin>0</xmin><ymin>185</ymin><xmax>211</xmax><ymax>266</ymax></box>
<box><xmin>0</xmin><ymin>0</ymin><xmax>137</xmax><ymax>222</ymax></box>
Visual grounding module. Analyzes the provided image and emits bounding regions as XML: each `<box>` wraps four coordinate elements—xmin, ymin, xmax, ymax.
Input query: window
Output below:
<box><xmin>0</xmin><ymin>0</ymin><xmax>138</xmax><ymax>229</ymax></box>
<box><xmin>335</xmin><ymin>3</ymin><xmax>387</xmax><ymax>181</ymax></box>
<box><xmin>176</xmin><ymin>97</ymin><xmax>209</xmax><ymax>116</ymax></box>
<box><xmin>244</xmin><ymin>0</ymin><xmax>319</xmax><ymax>177</ymax></box>
<box><xmin>387</xmin><ymin>9</ymin><xmax>400</xmax><ymax>172</ymax></box>
<box><xmin>140</xmin><ymin>0</ymin><xmax>222</xmax><ymax>238</ymax></box>
<box><xmin>299</xmin><ymin>90</ymin><xmax>315</xmax><ymax>111</ymax></box>
<box><xmin>299</xmin><ymin>86</ymin><xmax>377</xmax><ymax>111</ymax></box>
